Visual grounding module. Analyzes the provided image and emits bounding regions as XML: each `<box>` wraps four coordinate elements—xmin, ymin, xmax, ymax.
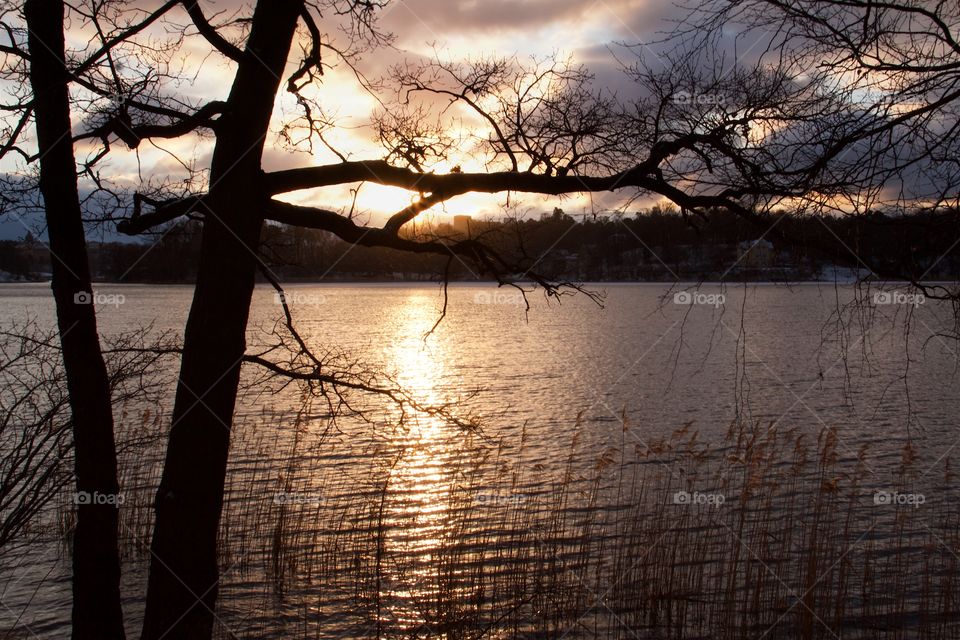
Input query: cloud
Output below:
<box><xmin>34</xmin><ymin>0</ymin><xmax>929</xmax><ymax>231</ymax></box>
<box><xmin>381</xmin><ymin>0</ymin><xmax>594</xmax><ymax>36</ymax></box>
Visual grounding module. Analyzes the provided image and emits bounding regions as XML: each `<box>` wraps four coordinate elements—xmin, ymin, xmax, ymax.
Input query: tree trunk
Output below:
<box><xmin>24</xmin><ymin>2</ymin><xmax>125</xmax><ymax>638</ymax></box>
<box><xmin>140</xmin><ymin>3</ymin><xmax>303</xmax><ymax>638</ymax></box>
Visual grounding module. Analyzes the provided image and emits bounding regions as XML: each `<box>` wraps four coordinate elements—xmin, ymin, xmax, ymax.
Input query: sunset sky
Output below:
<box><xmin>307</xmin><ymin>0</ymin><xmax>666</xmax><ymax>222</ymax></box>
<box><xmin>2</xmin><ymin>0</ymin><xmax>707</xmax><ymax>240</ymax></box>
<box><xmin>2</xmin><ymin>0</ymin><xmax>940</xmax><ymax>244</ymax></box>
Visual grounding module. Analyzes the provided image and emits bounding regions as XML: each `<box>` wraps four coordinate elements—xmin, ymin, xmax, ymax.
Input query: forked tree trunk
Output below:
<box><xmin>24</xmin><ymin>1</ymin><xmax>125</xmax><ymax>638</ymax></box>
<box><xmin>140</xmin><ymin>3</ymin><xmax>303</xmax><ymax>638</ymax></box>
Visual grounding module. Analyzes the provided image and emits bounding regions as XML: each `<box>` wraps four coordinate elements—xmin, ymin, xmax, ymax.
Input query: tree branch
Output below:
<box><xmin>116</xmin><ymin>195</ymin><xmax>205</xmax><ymax>234</ymax></box>
<box><xmin>73</xmin><ymin>1</ymin><xmax>182</xmax><ymax>75</ymax></box>
<box><xmin>382</xmin><ymin>192</ymin><xmax>450</xmax><ymax>234</ymax></box>
<box><xmin>78</xmin><ymin>100</ymin><xmax>226</xmax><ymax>149</ymax></box>
<box><xmin>265</xmin><ymin>160</ymin><xmax>663</xmax><ymax>196</ymax></box>
<box><xmin>181</xmin><ymin>0</ymin><xmax>244</xmax><ymax>62</ymax></box>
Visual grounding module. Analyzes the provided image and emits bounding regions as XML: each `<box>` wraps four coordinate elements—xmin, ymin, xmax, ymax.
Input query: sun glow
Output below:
<box><xmin>333</xmin><ymin>182</ymin><xmax>508</xmax><ymax>225</ymax></box>
<box><xmin>380</xmin><ymin>294</ymin><xmax>455</xmax><ymax>628</ymax></box>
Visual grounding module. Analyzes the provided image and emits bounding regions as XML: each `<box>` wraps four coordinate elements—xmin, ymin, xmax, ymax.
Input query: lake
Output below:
<box><xmin>1</xmin><ymin>282</ymin><xmax>958</xmax><ymax>638</ymax></box>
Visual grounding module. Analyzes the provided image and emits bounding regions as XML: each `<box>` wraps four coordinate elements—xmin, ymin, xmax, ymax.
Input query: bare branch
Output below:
<box><xmin>181</xmin><ymin>0</ymin><xmax>244</xmax><ymax>62</ymax></box>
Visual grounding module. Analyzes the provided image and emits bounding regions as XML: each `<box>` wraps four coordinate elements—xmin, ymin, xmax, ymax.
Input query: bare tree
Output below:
<box><xmin>5</xmin><ymin>1</ymin><xmax>960</xmax><ymax>638</ymax></box>
<box><xmin>0</xmin><ymin>323</ymin><xmax>177</xmax><ymax>552</ymax></box>
<box><xmin>7</xmin><ymin>1</ymin><xmax>216</xmax><ymax>635</ymax></box>
<box><xmin>111</xmin><ymin>3</ymin><xmax>960</xmax><ymax>636</ymax></box>
<box><xmin>655</xmin><ymin>0</ymin><xmax>960</xmax><ymax>296</ymax></box>
<box><xmin>0</xmin><ymin>323</ymin><xmax>72</xmax><ymax>551</ymax></box>
<box><xmin>24</xmin><ymin>2</ymin><xmax>125</xmax><ymax>636</ymax></box>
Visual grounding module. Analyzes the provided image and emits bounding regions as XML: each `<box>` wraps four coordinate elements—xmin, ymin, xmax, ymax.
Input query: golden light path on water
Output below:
<box><xmin>380</xmin><ymin>292</ymin><xmax>456</xmax><ymax>629</ymax></box>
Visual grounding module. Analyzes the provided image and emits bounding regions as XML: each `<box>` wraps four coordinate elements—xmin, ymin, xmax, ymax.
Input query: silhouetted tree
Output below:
<box><xmin>667</xmin><ymin>0</ymin><xmax>960</xmax><ymax>296</ymax></box>
<box><xmin>24</xmin><ymin>2</ymin><xmax>124</xmax><ymax>636</ymax></box>
<box><xmin>4</xmin><ymin>1</ymin><xmax>960</xmax><ymax>639</ymax></box>
<box><xmin>112</xmin><ymin>1</ymin><xmax>960</xmax><ymax>634</ymax></box>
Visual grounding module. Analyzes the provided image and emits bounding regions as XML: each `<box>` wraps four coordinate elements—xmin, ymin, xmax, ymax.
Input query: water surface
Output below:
<box><xmin>1</xmin><ymin>282</ymin><xmax>957</xmax><ymax>638</ymax></box>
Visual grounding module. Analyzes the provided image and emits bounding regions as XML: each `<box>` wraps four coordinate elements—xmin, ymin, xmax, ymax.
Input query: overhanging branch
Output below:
<box><xmin>117</xmin><ymin>195</ymin><xmax>205</xmax><ymax>235</ymax></box>
<box><xmin>182</xmin><ymin>0</ymin><xmax>244</xmax><ymax>62</ymax></box>
<box><xmin>264</xmin><ymin>160</ymin><xmax>664</xmax><ymax>195</ymax></box>
<box><xmin>79</xmin><ymin>101</ymin><xmax>226</xmax><ymax>149</ymax></box>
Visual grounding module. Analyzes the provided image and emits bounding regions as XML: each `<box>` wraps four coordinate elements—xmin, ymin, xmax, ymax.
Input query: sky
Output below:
<box><xmin>2</xmin><ymin>0</ymin><xmax>716</xmax><ymax>240</ymax></box>
<box><xmin>247</xmin><ymin>0</ymin><xmax>694</xmax><ymax>222</ymax></box>
<box><xmin>6</xmin><ymin>0</ymin><xmax>949</xmax><ymax>244</ymax></box>
<box><xmin>302</xmin><ymin>0</ymin><xmax>680</xmax><ymax>222</ymax></box>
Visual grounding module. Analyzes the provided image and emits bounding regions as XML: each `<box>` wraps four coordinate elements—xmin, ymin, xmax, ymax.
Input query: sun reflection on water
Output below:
<box><xmin>380</xmin><ymin>294</ymin><xmax>455</xmax><ymax>628</ymax></box>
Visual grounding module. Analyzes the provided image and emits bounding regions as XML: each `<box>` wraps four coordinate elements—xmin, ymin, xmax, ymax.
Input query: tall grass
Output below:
<box><xmin>42</xmin><ymin>408</ymin><xmax>960</xmax><ymax>639</ymax></box>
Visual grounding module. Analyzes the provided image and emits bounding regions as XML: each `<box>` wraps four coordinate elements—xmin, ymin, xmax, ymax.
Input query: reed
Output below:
<box><xmin>43</xmin><ymin>408</ymin><xmax>960</xmax><ymax>639</ymax></box>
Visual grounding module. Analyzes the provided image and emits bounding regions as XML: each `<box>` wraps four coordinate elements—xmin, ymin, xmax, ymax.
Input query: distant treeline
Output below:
<box><xmin>3</xmin><ymin>206</ymin><xmax>959</xmax><ymax>283</ymax></box>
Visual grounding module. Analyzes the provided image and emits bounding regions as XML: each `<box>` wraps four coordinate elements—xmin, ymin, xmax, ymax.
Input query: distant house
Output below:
<box><xmin>737</xmin><ymin>239</ymin><xmax>775</xmax><ymax>267</ymax></box>
<box><xmin>452</xmin><ymin>215</ymin><xmax>472</xmax><ymax>238</ymax></box>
